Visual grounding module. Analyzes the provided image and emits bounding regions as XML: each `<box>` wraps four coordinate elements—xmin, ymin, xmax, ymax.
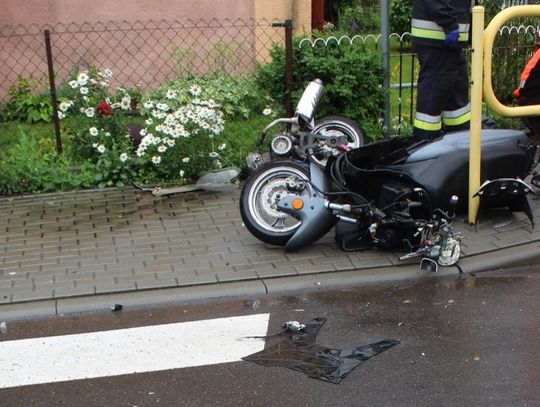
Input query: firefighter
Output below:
<box><xmin>514</xmin><ymin>44</ymin><xmax>540</xmax><ymax>139</ymax></box>
<box><xmin>514</xmin><ymin>42</ymin><xmax>540</xmax><ymax>188</ymax></box>
<box><xmin>411</xmin><ymin>0</ymin><xmax>474</xmax><ymax>139</ymax></box>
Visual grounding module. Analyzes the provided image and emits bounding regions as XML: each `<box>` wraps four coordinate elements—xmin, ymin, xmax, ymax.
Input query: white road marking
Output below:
<box><xmin>0</xmin><ymin>313</ymin><xmax>270</xmax><ymax>389</ymax></box>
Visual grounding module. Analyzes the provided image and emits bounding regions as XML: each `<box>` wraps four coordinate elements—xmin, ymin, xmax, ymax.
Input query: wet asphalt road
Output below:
<box><xmin>1</xmin><ymin>267</ymin><xmax>539</xmax><ymax>407</ymax></box>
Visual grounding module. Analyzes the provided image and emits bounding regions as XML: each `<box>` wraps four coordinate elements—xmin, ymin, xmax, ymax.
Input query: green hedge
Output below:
<box><xmin>255</xmin><ymin>36</ymin><xmax>384</xmax><ymax>138</ymax></box>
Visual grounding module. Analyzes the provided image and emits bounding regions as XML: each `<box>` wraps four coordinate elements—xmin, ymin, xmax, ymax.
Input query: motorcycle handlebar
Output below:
<box><xmin>256</xmin><ymin>117</ymin><xmax>298</xmax><ymax>147</ymax></box>
<box><xmin>447</xmin><ymin>195</ymin><xmax>459</xmax><ymax>219</ymax></box>
<box><xmin>433</xmin><ymin>195</ymin><xmax>458</xmax><ymax>221</ymax></box>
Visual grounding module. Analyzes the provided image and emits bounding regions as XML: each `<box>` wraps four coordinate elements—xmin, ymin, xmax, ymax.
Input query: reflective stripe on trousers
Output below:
<box><xmin>443</xmin><ymin>103</ymin><xmax>471</xmax><ymax>127</ymax></box>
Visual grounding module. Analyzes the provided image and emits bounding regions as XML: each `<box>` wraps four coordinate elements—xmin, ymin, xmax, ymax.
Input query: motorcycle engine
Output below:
<box><xmin>373</xmin><ymin>223</ymin><xmax>420</xmax><ymax>250</ymax></box>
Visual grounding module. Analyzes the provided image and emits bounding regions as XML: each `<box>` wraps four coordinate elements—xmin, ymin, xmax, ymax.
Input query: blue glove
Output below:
<box><xmin>445</xmin><ymin>28</ymin><xmax>460</xmax><ymax>48</ymax></box>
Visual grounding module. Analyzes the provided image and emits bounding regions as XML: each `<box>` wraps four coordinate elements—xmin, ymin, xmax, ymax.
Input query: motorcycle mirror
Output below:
<box><xmin>420</xmin><ymin>258</ymin><xmax>438</xmax><ymax>273</ymax></box>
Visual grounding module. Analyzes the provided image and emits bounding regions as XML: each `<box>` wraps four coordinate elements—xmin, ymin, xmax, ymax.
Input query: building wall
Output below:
<box><xmin>0</xmin><ymin>1</ymin><xmax>254</xmax><ymax>25</ymax></box>
<box><xmin>0</xmin><ymin>1</ymin><xmax>313</xmax><ymax>99</ymax></box>
<box><xmin>0</xmin><ymin>0</ymin><xmax>312</xmax><ymax>27</ymax></box>
<box><xmin>255</xmin><ymin>0</ymin><xmax>312</xmax><ymax>60</ymax></box>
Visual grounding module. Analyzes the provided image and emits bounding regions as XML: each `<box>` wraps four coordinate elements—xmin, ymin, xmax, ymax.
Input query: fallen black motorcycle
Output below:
<box><xmin>240</xmin><ymin>80</ymin><xmax>538</xmax><ymax>269</ymax></box>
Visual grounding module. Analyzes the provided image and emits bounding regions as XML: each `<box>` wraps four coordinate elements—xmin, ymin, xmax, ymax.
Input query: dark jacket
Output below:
<box><xmin>411</xmin><ymin>0</ymin><xmax>474</xmax><ymax>48</ymax></box>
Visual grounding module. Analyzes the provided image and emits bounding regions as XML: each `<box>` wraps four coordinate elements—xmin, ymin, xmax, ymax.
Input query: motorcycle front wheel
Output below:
<box><xmin>240</xmin><ymin>160</ymin><xmax>314</xmax><ymax>246</ymax></box>
<box><xmin>312</xmin><ymin>115</ymin><xmax>367</xmax><ymax>166</ymax></box>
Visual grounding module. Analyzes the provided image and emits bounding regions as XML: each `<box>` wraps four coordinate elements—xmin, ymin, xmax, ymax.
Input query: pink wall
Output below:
<box><xmin>1</xmin><ymin>0</ymin><xmax>254</xmax><ymax>25</ymax></box>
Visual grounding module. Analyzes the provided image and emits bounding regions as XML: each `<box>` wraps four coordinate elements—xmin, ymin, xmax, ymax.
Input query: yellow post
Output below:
<box><xmin>468</xmin><ymin>6</ymin><xmax>485</xmax><ymax>224</ymax></box>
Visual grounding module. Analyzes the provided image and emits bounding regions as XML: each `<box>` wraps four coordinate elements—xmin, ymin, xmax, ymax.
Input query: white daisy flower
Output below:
<box><xmin>84</xmin><ymin>107</ymin><xmax>95</xmax><ymax>118</ymax></box>
<box><xmin>120</xmin><ymin>95</ymin><xmax>131</xmax><ymax>110</ymax></box>
<box><xmin>156</xmin><ymin>103</ymin><xmax>170</xmax><ymax>111</ymax></box>
<box><xmin>119</xmin><ymin>153</ymin><xmax>129</xmax><ymax>162</ymax></box>
<box><xmin>151</xmin><ymin>155</ymin><xmax>161</xmax><ymax>164</ymax></box>
<box><xmin>59</xmin><ymin>101</ymin><xmax>72</xmax><ymax>112</ymax></box>
<box><xmin>77</xmin><ymin>72</ymin><xmax>89</xmax><ymax>85</ymax></box>
<box><xmin>189</xmin><ymin>84</ymin><xmax>202</xmax><ymax>97</ymax></box>
<box><xmin>89</xmin><ymin>127</ymin><xmax>99</xmax><ymax>136</ymax></box>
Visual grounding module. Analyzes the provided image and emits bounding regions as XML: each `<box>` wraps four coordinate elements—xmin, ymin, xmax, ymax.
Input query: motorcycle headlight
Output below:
<box><xmin>438</xmin><ymin>235</ymin><xmax>460</xmax><ymax>266</ymax></box>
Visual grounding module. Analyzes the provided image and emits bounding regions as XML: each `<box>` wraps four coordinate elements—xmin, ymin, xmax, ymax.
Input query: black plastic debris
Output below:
<box><xmin>243</xmin><ymin>317</ymin><xmax>399</xmax><ymax>384</ymax></box>
<box><xmin>110</xmin><ymin>304</ymin><xmax>123</xmax><ymax>312</ymax></box>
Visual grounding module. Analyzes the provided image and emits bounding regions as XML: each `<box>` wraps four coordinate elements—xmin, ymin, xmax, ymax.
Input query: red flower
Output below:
<box><xmin>96</xmin><ymin>101</ymin><xmax>112</xmax><ymax>116</ymax></box>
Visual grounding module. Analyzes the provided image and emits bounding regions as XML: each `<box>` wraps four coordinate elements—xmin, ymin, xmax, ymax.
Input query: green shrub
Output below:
<box><xmin>256</xmin><ymin>36</ymin><xmax>384</xmax><ymax>138</ymax></box>
<box><xmin>3</xmin><ymin>75</ymin><xmax>53</xmax><ymax>124</ymax></box>
<box><xmin>390</xmin><ymin>0</ymin><xmax>412</xmax><ymax>36</ymax></box>
<box><xmin>0</xmin><ymin>127</ymin><xmax>94</xmax><ymax>195</ymax></box>
<box><xmin>337</xmin><ymin>4</ymin><xmax>380</xmax><ymax>32</ymax></box>
<box><xmin>135</xmin><ymin>74</ymin><xmax>279</xmax><ymax>183</ymax></box>
<box><xmin>57</xmin><ymin>67</ymin><xmax>140</xmax><ymax>187</ymax></box>
<box><xmin>145</xmin><ymin>75</ymin><xmax>270</xmax><ymax>120</ymax></box>
<box><xmin>136</xmin><ymin>83</ymin><xmax>227</xmax><ymax>183</ymax></box>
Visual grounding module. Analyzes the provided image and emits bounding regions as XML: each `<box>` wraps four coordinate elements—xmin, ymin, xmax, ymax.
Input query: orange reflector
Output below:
<box><xmin>292</xmin><ymin>198</ymin><xmax>304</xmax><ymax>210</ymax></box>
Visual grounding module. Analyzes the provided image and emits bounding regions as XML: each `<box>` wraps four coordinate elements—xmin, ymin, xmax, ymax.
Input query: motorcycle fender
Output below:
<box><xmin>277</xmin><ymin>195</ymin><xmax>337</xmax><ymax>251</ymax></box>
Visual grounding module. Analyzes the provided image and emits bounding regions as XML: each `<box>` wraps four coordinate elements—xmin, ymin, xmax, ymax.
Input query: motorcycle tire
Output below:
<box><xmin>240</xmin><ymin>160</ymin><xmax>313</xmax><ymax>246</ymax></box>
<box><xmin>312</xmin><ymin>115</ymin><xmax>367</xmax><ymax>166</ymax></box>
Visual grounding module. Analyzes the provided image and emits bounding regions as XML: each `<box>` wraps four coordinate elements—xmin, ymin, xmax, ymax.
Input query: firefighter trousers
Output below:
<box><xmin>413</xmin><ymin>45</ymin><xmax>471</xmax><ymax>139</ymax></box>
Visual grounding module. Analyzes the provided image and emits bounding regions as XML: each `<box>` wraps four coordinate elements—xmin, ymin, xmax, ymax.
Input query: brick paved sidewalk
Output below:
<box><xmin>1</xmin><ymin>186</ymin><xmax>540</xmax><ymax>306</ymax></box>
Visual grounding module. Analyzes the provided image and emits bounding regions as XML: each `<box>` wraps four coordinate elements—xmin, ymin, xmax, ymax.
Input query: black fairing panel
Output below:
<box><xmin>400</xmin><ymin>129</ymin><xmax>531</xmax><ymax>209</ymax></box>
<box><xmin>343</xmin><ymin>129</ymin><xmax>533</xmax><ymax>211</ymax></box>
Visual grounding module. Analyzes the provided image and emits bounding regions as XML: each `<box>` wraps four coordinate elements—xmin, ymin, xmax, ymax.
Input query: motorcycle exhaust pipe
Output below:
<box><xmin>295</xmin><ymin>79</ymin><xmax>324</xmax><ymax>126</ymax></box>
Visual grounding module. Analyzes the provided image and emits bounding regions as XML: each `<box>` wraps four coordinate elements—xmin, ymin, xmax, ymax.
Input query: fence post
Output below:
<box><xmin>380</xmin><ymin>0</ymin><xmax>391</xmax><ymax>136</ymax></box>
<box><xmin>273</xmin><ymin>19</ymin><xmax>294</xmax><ymax>116</ymax></box>
<box><xmin>44</xmin><ymin>29</ymin><xmax>62</xmax><ymax>155</ymax></box>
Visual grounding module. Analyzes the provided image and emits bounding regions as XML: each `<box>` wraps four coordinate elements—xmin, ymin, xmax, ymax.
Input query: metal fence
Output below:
<box><xmin>1</xmin><ymin>18</ymin><xmax>539</xmax><ymax>131</ymax></box>
<box><xmin>0</xmin><ymin>19</ymin><xmax>282</xmax><ymax>100</ymax></box>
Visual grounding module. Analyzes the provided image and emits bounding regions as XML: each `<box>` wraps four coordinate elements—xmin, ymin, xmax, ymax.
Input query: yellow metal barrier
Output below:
<box><xmin>469</xmin><ymin>6</ymin><xmax>485</xmax><ymax>224</ymax></box>
<box><xmin>483</xmin><ymin>5</ymin><xmax>540</xmax><ymax>117</ymax></box>
<box><xmin>468</xmin><ymin>5</ymin><xmax>540</xmax><ymax>223</ymax></box>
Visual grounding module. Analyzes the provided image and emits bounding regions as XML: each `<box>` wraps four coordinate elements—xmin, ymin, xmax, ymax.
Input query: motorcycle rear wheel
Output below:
<box><xmin>312</xmin><ymin>115</ymin><xmax>367</xmax><ymax>166</ymax></box>
<box><xmin>240</xmin><ymin>160</ymin><xmax>313</xmax><ymax>246</ymax></box>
